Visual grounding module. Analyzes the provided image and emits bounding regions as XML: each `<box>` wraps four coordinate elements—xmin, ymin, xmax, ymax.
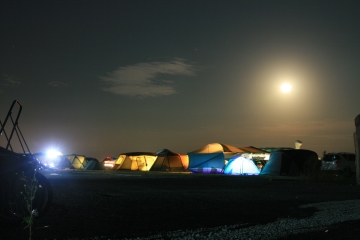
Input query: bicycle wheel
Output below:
<box><xmin>0</xmin><ymin>171</ymin><xmax>53</xmax><ymax>224</ymax></box>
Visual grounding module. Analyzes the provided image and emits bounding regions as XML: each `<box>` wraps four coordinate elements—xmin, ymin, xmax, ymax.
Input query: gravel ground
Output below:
<box><xmin>120</xmin><ymin>199</ymin><xmax>360</xmax><ymax>240</ymax></box>
<box><xmin>1</xmin><ymin>170</ymin><xmax>360</xmax><ymax>240</ymax></box>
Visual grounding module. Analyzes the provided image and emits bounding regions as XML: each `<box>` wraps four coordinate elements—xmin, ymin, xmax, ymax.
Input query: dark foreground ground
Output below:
<box><xmin>1</xmin><ymin>170</ymin><xmax>360</xmax><ymax>240</ymax></box>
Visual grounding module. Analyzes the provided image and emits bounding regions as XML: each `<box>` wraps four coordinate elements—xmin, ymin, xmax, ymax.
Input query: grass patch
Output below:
<box><xmin>20</xmin><ymin>171</ymin><xmax>39</xmax><ymax>240</ymax></box>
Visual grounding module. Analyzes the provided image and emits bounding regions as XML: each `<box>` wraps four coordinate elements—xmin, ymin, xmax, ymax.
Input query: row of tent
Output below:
<box><xmin>35</xmin><ymin>142</ymin><xmax>319</xmax><ymax>176</ymax></box>
<box><xmin>109</xmin><ymin>143</ymin><xmax>319</xmax><ymax>176</ymax></box>
<box><xmin>110</xmin><ymin>142</ymin><xmax>269</xmax><ymax>173</ymax></box>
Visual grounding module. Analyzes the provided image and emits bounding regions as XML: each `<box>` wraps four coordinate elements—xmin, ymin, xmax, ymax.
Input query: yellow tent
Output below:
<box><xmin>114</xmin><ymin>152</ymin><xmax>157</xmax><ymax>171</ymax></box>
<box><xmin>65</xmin><ymin>154</ymin><xmax>87</xmax><ymax>169</ymax></box>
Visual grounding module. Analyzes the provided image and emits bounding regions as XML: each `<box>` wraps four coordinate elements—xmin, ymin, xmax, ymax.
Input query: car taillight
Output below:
<box><xmin>335</xmin><ymin>160</ymin><xmax>340</xmax><ymax>167</ymax></box>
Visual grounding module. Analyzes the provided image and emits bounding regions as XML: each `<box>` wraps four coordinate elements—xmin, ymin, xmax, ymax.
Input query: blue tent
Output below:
<box><xmin>223</xmin><ymin>156</ymin><xmax>260</xmax><ymax>175</ymax></box>
<box><xmin>187</xmin><ymin>152</ymin><xmax>225</xmax><ymax>173</ymax></box>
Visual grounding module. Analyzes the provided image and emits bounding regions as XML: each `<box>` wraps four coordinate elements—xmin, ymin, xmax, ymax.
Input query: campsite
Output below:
<box><xmin>1</xmin><ymin>142</ymin><xmax>359</xmax><ymax>239</ymax></box>
<box><xmin>38</xmin><ymin>142</ymin><xmax>321</xmax><ymax>178</ymax></box>
<box><xmin>2</xmin><ymin>1</ymin><xmax>360</xmax><ymax>238</ymax></box>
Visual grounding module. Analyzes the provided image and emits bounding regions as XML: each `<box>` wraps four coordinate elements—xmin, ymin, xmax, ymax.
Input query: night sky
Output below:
<box><xmin>1</xmin><ymin>1</ymin><xmax>359</xmax><ymax>160</ymax></box>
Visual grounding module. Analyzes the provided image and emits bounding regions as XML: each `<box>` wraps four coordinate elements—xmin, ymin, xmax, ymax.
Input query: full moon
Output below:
<box><xmin>280</xmin><ymin>83</ymin><xmax>292</xmax><ymax>93</ymax></box>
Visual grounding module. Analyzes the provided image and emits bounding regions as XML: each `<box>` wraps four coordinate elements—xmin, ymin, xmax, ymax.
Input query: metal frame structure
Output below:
<box><xmin>0</xmin><ymin>100</ymin><xmax>32</xmax><ymax>155</ymax></box>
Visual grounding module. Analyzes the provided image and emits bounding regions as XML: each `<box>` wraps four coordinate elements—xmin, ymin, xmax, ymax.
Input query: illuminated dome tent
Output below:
<box><xmin>64</xmin><ymin>154</ymin><xmax>87</xmax><ymax>169</ymax></box>
<box><xmin>223</xmin><ymin>156</ymin><xmax>260</xmax><ymax>175</ymax></box>
<box><xmin>187</xmin><ymin>152</ymin><xmax>225</xmax><ymax>174</ymax></box>
<box><xmin>113</xmin><ymin>152</ymin><xmax>157</xmax><ymax>171</ymax></box>
<box><xmin>150</xmin><ymin>149</ymin><xmax>187</xmax><ymax>172</ymax></box>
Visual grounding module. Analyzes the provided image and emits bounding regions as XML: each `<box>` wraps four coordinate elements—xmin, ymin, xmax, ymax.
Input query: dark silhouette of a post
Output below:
<box><xmin>354</xmin><ymin>114</ymin><xmax>360</xmax><ymax>184</ymax></box>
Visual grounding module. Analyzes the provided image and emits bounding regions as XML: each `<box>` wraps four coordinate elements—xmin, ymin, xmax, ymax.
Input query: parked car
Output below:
<box><xmin>102</xmin><ymin>156</ymin><xmax>117</xmax><ymax>169</ymax></box>
<box><xmin>320</xmin><ymin>152</ymin><xmax>356</xmax><ymax>172</ymax></box>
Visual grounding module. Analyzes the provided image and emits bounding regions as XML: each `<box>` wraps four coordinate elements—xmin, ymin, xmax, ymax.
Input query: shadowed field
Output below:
<box><xmin>1</xmin><ymin>170</ymin><xmax>360</xmax><ymax>239</ymax></box>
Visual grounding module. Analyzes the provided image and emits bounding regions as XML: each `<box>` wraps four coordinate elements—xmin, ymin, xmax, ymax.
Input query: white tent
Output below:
<box><xmin>223</xmin><ymin>156</ymin><xmax>260</xmax><ymax>175</ymax></box>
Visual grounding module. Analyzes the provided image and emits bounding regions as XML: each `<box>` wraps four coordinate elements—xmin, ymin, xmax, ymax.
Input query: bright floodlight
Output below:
<box><xmin>46</xmin><ymin>149</ymin><xmax>62</xmax><ymax>159</ymax></box>
<box><xmin>280</xmin><ymin>83</ymin><xmax>292</xmax><ymax>93</ymax></box>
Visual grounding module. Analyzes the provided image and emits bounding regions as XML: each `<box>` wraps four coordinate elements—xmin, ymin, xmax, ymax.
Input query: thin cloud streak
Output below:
<box><xmin>2</xmin><ymin>74</ymin><xmax>21</xmax><ymax>87</ymax></box>
<box><xmin>100</xmin><ymin>58</ymin><xmax>196</xmax><ymax>97</ymax></box>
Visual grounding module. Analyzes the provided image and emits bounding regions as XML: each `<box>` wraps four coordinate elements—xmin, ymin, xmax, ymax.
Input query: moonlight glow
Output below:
<box><xmin>280</xmin><ymin>83</ymin><xmax>292</xmax><ymax>93</ymax></box>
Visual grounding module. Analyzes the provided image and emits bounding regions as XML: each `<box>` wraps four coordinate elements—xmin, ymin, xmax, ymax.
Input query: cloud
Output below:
<box><xmin>2</xmin><ymin>74</ymin><xmax>21</xmax><ymax>87</ymax></box>
<box><xmin>48</xmin><ymin>81</ymin><xmax>69</xmax><ymax>87</ymax></box>
<box><xmin>100</xmin><ymin>58</ymin><xmax>196</xmax><ymax>97</ymax></box>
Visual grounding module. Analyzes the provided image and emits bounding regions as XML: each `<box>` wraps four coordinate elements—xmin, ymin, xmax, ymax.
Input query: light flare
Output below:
<box><xmin>280</xmin><ymin>83</ymin><xmax>292</xmax><ymax>93</ymax></box>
